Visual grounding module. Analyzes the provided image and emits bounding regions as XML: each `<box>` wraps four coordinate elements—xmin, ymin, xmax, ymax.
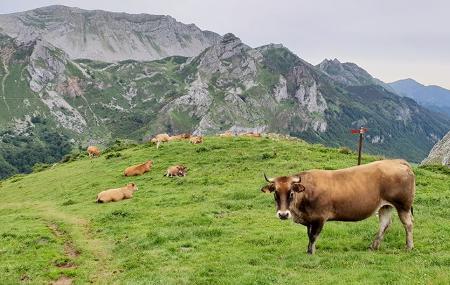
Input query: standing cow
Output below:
<box><xmin>260</xmin><ymin>159</ymin><xmax>415</xmax><ymax>254</ymax></box>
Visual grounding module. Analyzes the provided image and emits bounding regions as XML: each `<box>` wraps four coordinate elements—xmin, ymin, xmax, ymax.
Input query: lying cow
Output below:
<box><xmin>87</xmin><ymin>146</ymin><xmax>101</xmax><ymax>158</ymax></box>
<box><xmin>241</xmin><ymin>132</ymin><xmax>261</xmax><ymax>138</ymax></box>
<box><xmin>96</xmin><ymin>183</ymin><xmax>138</xmax><ymax>203</ymax></box>
<box><xmin>164</xmin><ymin>165</ymin><xmax>187</xmax><ymax>177</ymax></box>
<box><xmin>219</xmin><ymin>131</ymin><xmax>234</xmax><ymax>137</ymax></box>
<box><xmin>261</xmin><ymin>159</ymin><xmax>415</xmax><ymax>254</ymax></box>
<box><xmin>124</xmin><ymin>160</ymin><xmax>153</xmax><ymax>176</ymax></box>
<box><xmin>190</xmin><ymin>136</ymin><xmax>203</xmax><ymax>144</ymax></box>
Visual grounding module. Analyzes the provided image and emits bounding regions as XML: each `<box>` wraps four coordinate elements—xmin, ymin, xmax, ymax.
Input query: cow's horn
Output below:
<box><xmin>292</xmin><ymin>176</ymin><xmax>301</xmax><ymax>183</ymax></box>
<box><xmin>264</xmin><ymin>173</ymin><xmax>274</xmax><ymax>183</ymax></box>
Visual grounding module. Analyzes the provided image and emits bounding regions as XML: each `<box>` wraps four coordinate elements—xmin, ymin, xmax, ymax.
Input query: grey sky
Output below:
<box><xmin>1</xmin><ymin>0</ymin><xmax>449</xmax><ymax>89</ymax></box>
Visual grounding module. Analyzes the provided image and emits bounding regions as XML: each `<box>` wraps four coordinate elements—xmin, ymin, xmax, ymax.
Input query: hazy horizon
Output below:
<box><xmin>1</xmin><ymin>0</ymin><xmax>449</xmax><ymax>89</ymax></box>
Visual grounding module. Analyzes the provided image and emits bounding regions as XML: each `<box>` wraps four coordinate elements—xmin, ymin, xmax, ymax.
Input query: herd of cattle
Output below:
<box><xmin>90</xmin><ymin>132</ymin><xmax>260</xmax><ymax>203</ymax></box>
<box><xmin>88</xmin><ymin>132</ymin><xmax>416</xmax><ymax>254</ymax></box>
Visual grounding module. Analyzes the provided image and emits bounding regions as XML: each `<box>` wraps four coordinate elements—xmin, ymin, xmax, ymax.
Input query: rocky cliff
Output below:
<box><xmin>422</xmin><ymin>131</ymin><xmax>450</xmax><ymax>166</ymax></box>
<box><xmin>0</xmin><ymin>5</ymin><xmax>221</xmax><ymax>62</ymax></box>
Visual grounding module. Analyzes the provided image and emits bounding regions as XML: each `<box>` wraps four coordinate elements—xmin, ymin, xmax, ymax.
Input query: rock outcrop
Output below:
<box><xmin>422</xmin><ymin>131</ymin><xmax>450</xmax><ymax>166</ymax></box>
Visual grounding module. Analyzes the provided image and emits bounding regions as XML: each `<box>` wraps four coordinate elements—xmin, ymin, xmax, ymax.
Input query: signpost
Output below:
<box><xmin>351</xmin><ymin>127</ymin><xmax>368</xmax><ymax>165</ymax></box>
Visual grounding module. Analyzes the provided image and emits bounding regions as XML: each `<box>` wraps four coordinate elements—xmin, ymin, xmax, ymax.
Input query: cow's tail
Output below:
<box><xmin>411</xmin><ymin>206</ymin><xmax>414</xmax><ymax>216</ymax></box>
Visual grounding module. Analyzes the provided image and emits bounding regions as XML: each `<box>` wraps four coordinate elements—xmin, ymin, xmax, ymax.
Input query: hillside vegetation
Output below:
<box><xmin>0</xmin><ymin>137</ymin><xmax>449</xmax><ymax>284</ymax></box>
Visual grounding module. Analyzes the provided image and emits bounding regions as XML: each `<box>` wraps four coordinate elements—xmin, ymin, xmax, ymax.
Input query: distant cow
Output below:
<box><xmin>164</xmin><ymin>165</ymin><xmax>187</xmax><ymax>177</ymax></box>
<box><xmin>219</xmin><ymin>131</ymin><xmax>234</xmax><ymax>137</ymax></box>
<box><xmin>168</xmin><ymin>135</ymin><xmax>183</xmax><ymax>141</ymax></box>
<box><xmin>96</xmin><ymin>183</ymin><xmax>138</xmax><ymax>203</ymax></box>
<box><xmin>124</xmin><ymin>160</ymin><xmax>153</xmax><ymax>176</ymax></box>
<box><xmin>151</xmin><ymin>133</ymin><xmax>170</xmax><ymax>149</ymax></box>
<box><xmin>190</xmin><ymin>136</ymin><xmax>203</xmax><ymax>144</ymax></box>
<box><xmin>87</xmin><ymin>146</ymin><xmax>101</xmax><ymax>158</ymax></box>
<box><xmin>241</xmin><ymin>132</ymin><xmax>261</xmax><ymax>138</ymax></box>
<box><xmin>261</xmin><ymin>159</ymin><xmax>415</xmax><ymax>254</ymax></box>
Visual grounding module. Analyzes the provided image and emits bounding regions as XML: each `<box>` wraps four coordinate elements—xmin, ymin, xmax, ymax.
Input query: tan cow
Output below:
<box><xmin>124</xmin><ymin>160</ymin><xmax>153</xmax><ymax>176</ymax></box>
<box><xmin>261</xmin><ymin>159</ymin><xmax>415</xmax><ymax>254</ymax></box>
<box><xmin>219</xmin><ymin>131</ymin><xmax>234</xmax><ymax>137</ymax></box>
<box><xmin>190</xmin><ymin>136</ymin><xmax>203</xmax><ymax>144</ymax></box>
<box><xmin>168</xmin><ymin>135</ymin><xmax>183</xmax><ymax>141</ymax></box>
<box><xmin>87</xmin><ymin>146</ymin><xmax>101</xmax><ymax>158</ymax></box>
<box><xmin>151</xmin><ymin>133</ymin><xmax>170</xmax><ymax>149</ymax></box>
<box><xmin>96</xmin><ymin>183</ymin><xmax>138</xmax><ymax>203</ymax></box>
<box><xmin>241</xmin><ymin>132</ymin><xmax>261</xmax><ymax>138</ymax></box>
<box><xmin>164</xmin><ymin>165</ymin><xmax>187</xmax><ymax>177</ymax></box>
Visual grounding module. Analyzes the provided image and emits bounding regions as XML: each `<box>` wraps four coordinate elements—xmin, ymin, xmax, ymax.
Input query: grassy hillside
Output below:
<box><xmin>0</xmin><ymin>137</ymin><xmax>449</xmax><ymax>284</ymax></box>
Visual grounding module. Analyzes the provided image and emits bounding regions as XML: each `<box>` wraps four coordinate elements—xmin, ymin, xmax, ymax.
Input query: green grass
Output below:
<box><xmin>0</xmin><ymin>137</ymin><xmax>449</xmax><ymax>284</ymax></box>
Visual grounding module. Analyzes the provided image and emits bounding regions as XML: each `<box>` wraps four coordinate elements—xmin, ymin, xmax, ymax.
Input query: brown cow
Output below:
<box><xmin>164</xmin><ymin>165</ymin><xmax>187</xmax><ymax>177</ymax></box>
<box><xmin>87</xmin><ymin>146</ymin><xmax>101</xmax><ymax>158</ymax></box>
<box><xmin>96</xmin><ymin>183</ymin><xmax>138</xmax><ymax>203</ymax></box>
<box><xmin>124</xmin><ymin>160</ymin><xmax>153</xmax><ymax>176</ymax></box>
<box><xmin>168</xmin><ymin>135</ymin><xmax>183</xmax><ymax>141</ymax></box>
<box><xmin>243</xmin><ymin>132</ymin><xmax>261</xmax><ymax>137</ymax></box>
<box><xmin>151</xmin><ymin>133</ymin><xmax>170</xmax><ymax>149</ymax></box>
<box><xmin>190</xmin><ymin>136</ymin><xmax>203</xmax><ymax>144</ymax></box>
<box><xmin>219</xmin><ymin>131</ymin><xmax>234</xmax><ymax>137</ymax></box>
<box><xmin>261</xmin><ymin>159</ymin><xmax>415</xmax><ymax>254</ymax></box>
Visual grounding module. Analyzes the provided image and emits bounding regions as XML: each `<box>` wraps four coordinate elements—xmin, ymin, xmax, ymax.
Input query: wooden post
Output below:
<box><xmin>357</xmin><ymin>129</ymin><xmax>363</xmax><ymax>165</ymax></box>
<box><xmin>351</xmin><ymin>127</ymin><xmax>367</xmax><ymax>165</ymax></box>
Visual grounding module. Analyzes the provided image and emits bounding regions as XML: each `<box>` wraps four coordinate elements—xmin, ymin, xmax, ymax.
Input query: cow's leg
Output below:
<box><xmin>371</xmin><ymin>205</ymin><xmax>393</xmax><ymax>250</ymax></box>
<box><xmin>397</xmin><ymin>208</ymin><xmax>414</xmax><ymax>250</ymax></box>
<box><xmin>307</xmin><ymin>221</ymin><xmax>324</xmax><ymax>255</ymax></box>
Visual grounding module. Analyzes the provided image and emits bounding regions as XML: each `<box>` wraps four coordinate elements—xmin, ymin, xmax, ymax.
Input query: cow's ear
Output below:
<box><xmin>261</xmin><ymin>184</ymin><xmax>275</xmax><ymax>193</ymax></box>
<box><xmin>292</xmin><ymin>183</ymin><xmax>306</xmax><ymax>193</ymax></box>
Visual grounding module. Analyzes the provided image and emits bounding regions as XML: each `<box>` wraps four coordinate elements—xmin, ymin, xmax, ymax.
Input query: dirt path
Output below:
<box><xmin>1</xmin><ymin>202</ymin><xmax>115</xmax><ymax>284</ymax></box>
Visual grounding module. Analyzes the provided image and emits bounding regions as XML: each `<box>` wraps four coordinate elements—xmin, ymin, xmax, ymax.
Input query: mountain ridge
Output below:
<box><xmin>389</xmin><ymin>78</ymin><xmax>450</xmax><ymax>117</ymax></box>
<box><xmin>0</xmin><ymin>5</ymin><xmax>221</xmax><ymax>62</ymax></box>
<box><xmin>0</xmin><ymin>6</ymin><xmax>449</xmax><ymax>179</ymax></box>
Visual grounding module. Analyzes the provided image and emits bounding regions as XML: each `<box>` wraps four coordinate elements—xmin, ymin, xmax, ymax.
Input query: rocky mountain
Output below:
<box><xmin>317</xmin><ymin>58</ymin><xmax>395</xmax><ymax>92</ymax></box>
<box><xmin>1</xmin><ymin>6</ymin><xmax>450</xmax><ymax>179</ymax></box>
<box><xmin>0</xmin><ymin>5</ymin><xmax>221</xmax><ymax>62</ymax></box>
<box><xmin>389</xmin><ymin>79</ymin><xmax>450</xmax><ymax>117</ymax></box>
<box><xmin>421</xmin><ymin>130</ymin><xmax>450</xmax><ymax>166</ymax></box>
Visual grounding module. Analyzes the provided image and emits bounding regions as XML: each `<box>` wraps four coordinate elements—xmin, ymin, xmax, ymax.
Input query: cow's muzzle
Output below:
<box><xmin>277</xmin><ymin>210</ymin><xmax>291</xmax><ymax>220</ymax></box>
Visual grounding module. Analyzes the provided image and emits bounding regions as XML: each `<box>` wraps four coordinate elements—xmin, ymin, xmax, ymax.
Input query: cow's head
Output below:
<box><xmin>261</xmin><ymin>174</ymin><xmax>305</xmax><ymax>220</ymax></box>
<box><xmin>128</xmin><ymin>182</ymin><xmax>138</xmax><ymax>192</ymax></box>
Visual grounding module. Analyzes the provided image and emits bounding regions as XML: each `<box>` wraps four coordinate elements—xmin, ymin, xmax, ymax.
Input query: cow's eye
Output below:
<box><xmin>289</xmin><ymin>191</ymin><xmax>294</xmax><ymax>200</ymax></box>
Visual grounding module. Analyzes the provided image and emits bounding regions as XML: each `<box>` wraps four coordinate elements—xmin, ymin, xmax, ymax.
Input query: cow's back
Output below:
<box><xmin>298</xmin><ymin>160</ymin><xmax>415</xmax><ymax>221</ymax></box>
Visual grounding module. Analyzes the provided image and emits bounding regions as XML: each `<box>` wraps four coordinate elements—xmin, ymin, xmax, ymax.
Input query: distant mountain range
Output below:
<box><xmin>389</xmin><ymin>79</ymin><xmax>450</xmax><ymax>117</ymax></box>
<box><xmin>0</xmin><ymin>5</ymin><xmax>449</xmax><ymax>178</ymax></box>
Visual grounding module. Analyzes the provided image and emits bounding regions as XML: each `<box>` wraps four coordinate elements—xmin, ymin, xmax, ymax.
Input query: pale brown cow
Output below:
<box><xmin>87</xmin><ymin>146</ymin><xmax>101</xmax><ymax>158</ymax></box>
<box><xmin>96</xmin><ymin>183</ymin><xmax>138</xmax><ymax>203</ymax></box>
<box><xmin>190</xmin><ymin>136</ymin><xmax>203</xmax><ymax>144</ymax></box>
<box><xmin>164</xmin><ymin>165</ymin><xmax>187</xmax><ymax>177</ymax></box>
<box><xmin>261</xmin><ymin>159</ymin><xmax>415</xmax><ymax>254</ymax></box>
<box><xmin>124</xmin><ymin>160</ymin><xmax>153</xmax><ymax>176</ymax></box>
<box><xmin>240</xmin><ymin>132</ymin><xmax>261</xmax><ymax>138</ymax></box>
<box><xmin>219</xmin><ymin>131</ymin><xmax>234</xmax><ymax>137</ymax></box>
<box><xmin>151</xmin><ymin>133</ymin><xmax>170</xmax><ymax>149</ymax></box>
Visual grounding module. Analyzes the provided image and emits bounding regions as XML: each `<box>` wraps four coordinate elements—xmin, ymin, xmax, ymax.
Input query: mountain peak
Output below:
<box><xmin>0</xmin><ymin>5</ymin><xmax>221</xmax><ymax>62</ymax></box>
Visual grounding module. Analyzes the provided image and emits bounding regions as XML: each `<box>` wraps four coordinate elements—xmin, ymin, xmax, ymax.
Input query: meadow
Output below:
<box><xmin>0</xmin><ymin>136</ymin><xmax>449</xmax><ymax>284</ymax></box>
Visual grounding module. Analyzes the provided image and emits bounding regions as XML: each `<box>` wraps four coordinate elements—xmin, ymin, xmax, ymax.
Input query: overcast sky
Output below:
<box><xmin>1</xmin><ymin>0</ymin><xmax>449</xmax><ymax>89</ymax></box>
